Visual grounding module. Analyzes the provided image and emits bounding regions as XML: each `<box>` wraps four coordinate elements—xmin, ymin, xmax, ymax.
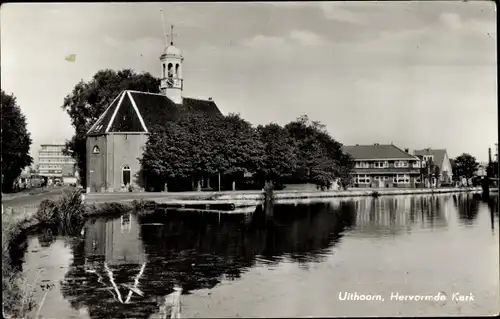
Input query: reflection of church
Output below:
<box><xmin>62</xmin><ymin>202</ymin><xmax>356</xmax><ymax>318</ymax></box>
<box><xmin>86</xmin><ymin>26</ymin><xmax>223</xmax><ymax>192</ymax></box>
<box><xmin>84</xmin><ymin>214</ymin><xmax>145</xmax><ymax>265</ymax></box>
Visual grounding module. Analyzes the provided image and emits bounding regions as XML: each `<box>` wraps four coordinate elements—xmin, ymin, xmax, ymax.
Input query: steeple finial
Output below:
<box><xmin>169</xmin><ymin>24</ymin><xmax>177</xmax><ymax>46</ymax></box>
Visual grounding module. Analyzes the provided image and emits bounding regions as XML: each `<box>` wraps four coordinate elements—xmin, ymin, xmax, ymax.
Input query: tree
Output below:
<box><xmin>141</xmin><ymin>112</ymin><xmax>265</xmax><ymax>191</ymax></box>
<box><xmin>336</xmin><ymin>151</ymin><xmax>355</xmax><ymax>190</ymax></box>
<box><xmin>61</xmin><ymin>69</ymin><xmax>160</xmax><ymax>187</ymax></box>
<box><xmin>285</xmin><ymin>115</ymin><xmax>353</xmax><ymax>190</ymax></box>
<box><xmin>434</xmin><ymin>165</ymin><xmax>441</xmax><ymax>187</ymax></box>
<box><xmin>453</xmin><ymin>153</ymin><xmax>479</xmax><ymax>186</ymax></box>
<box><xmin>1</xmin><ymin>90</ymin><xmax>33</xmax><ymax>193</ymax></box>
<box><xmin>255</xmin><ymin>123</ymin><xmax>298</xmax><ymax>187</ymax></box>
<box><xmin>207</xmin><ymin>113</ymin><xmax>265</xmax><ymax>178</ymax></box>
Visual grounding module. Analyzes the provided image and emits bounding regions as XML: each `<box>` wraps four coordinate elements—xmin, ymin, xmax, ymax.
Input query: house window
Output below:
<box><xmin>412</xmin><ymin>161</ymin><xmax>421</xmax><ymax>168</ymax></box>
<box><xmin>395</xmin><ymin>174</ymin><xmax>410</xmax><ymax>184</ymax></box>
<box><xmin>423</xmin><ymin>155</ymin><xmax>434</xmax><ymax>162</ymax></box>
<box><xmin>355</xmin><ymin>161</ymin><xmax>369</xmax><ymax>168</ymax></box>
<box><xmin>92</xmin><ymin>145</ymin><xmax>100</xmax><ymax>154</ymax></box>
<box><xmin>122</xmin><ymin>165</ymin><xmax>131</xmax><ymax>185</ymax></box>
<box><xmin>374</xmin><ymin>161</ymin><xmax>388</xmax><ymax>168</ymax></box>
<box><xmin>357</xmin><ymin>174</ymin><xmax>370</xmax><ymax>184</ymax></box>
<box><xmin>395</xmin><ymin>161</ymin><xmax>409</xmax><ymax>168</ymax></box>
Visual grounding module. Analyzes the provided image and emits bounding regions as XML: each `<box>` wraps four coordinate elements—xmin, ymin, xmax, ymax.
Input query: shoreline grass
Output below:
<box><xmin>2</xmin><ymin>188</ymin><xmax>88</xmax><ymax>318</ymax></box>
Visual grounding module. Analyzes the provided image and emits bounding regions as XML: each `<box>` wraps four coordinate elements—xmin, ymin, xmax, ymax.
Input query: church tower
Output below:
<box><xmin>159</xmin><ymin>25</ymin><xmax>183</xmax><ymax>105</ymax></box>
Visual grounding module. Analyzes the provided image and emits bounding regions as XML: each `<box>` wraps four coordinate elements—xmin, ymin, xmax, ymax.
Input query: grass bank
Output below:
<box><xmin>2</xmin><ymin>189</ymin><xmax>88</xmax><ymax>318</ymax></box>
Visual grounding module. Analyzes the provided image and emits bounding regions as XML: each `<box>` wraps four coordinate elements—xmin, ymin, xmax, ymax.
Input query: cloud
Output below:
<box><xmin>317</xmin><ymin>2</ymin><xmax>367</xmax><ymax>24</ymax></box>
<box><xmin>439</xmin><ymin>12</ymin><xmax>463</xmax><ymax>29</ymax></box>
<box><xmin>242</xmin><ymin>29</ymin><xmax>330</xmax><ymax>49</ymax></box>
<box><xmin>289</xmin><ymin>30</ymin><xmax>329</xmax><ymax>46</ymax></box>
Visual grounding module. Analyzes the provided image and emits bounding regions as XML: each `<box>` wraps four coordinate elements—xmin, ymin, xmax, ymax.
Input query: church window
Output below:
<box><xmin>162</xmin><ymin>64</ymin><xmax>166</xmax><ymax>78</ymax></box>
<box><xmin>167</xmin><ymin>63</ymin><xmax>173</xmax><ymax>77</ymax></box>
<box><xmin>92</xmin><ymin>145</ymin><xmax>100</xmax><ymax>154</ymax></box>
<box><xmin>122</xmin><ymin>165</ymin><xmax>131</xmax><ymax>186</ymax></box>
<box><xmin>121</xmin><ymin>213</ymin><xmax>131</xmax><ymax>233</ymax></box>
<box><xmin>175</xmin><ymin>63</ymin><xmax>179</xmax><ymax>76</ymax></box>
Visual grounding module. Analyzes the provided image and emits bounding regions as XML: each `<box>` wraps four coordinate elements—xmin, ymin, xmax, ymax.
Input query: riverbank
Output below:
<box><xmin>2</xmin><ymin>205</ymin><xmax>40</xmax><ymax>318</ymax></box>
<box><xmin>2</xmin><ymin>188</ymin><xmax>87</xmax><ymax>318</ymax></box>
<box><xmin>83</xmin><ymin>186</ymin><xmax>495</xmax><ymax>215</ymax></box>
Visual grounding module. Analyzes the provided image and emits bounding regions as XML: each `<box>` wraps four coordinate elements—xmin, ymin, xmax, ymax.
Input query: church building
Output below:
<box><xmin>86</xmin><ymin>28</ymin><xmax>222</xmax><ymax>192</ymax></box>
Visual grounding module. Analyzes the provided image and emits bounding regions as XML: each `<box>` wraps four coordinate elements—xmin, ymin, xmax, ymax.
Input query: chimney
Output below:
<box><xmin>404</xmin><ymin>148</ymin><xmax>409</xmax><ymax>153</ymax></box>
<box><xmin>208</xmin><ymin>97</ymin><xmax>213</xmax><ymax>101</ymax></box>
<box><xmin>489</xmin><ymin>147</ymin><xmax>492</xmax><ymax>163</ymax></box>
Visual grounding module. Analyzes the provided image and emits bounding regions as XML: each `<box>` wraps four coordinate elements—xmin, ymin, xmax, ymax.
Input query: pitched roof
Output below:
<box><xmin>87</xmin><ymin>90</ymin><xmax>223</xmax><ymax>135</ymax></box>
<box><xmin>414</xmin><ymin>149</ymin><xmax>447</xmax><ymax>169</ymax></box>
<box><xmin>342</xmin><ymin>144</ymin><xmax>418</xmax><ymax>160</ymax></box>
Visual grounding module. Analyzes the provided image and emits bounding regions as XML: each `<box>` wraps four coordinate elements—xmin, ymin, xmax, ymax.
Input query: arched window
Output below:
<box><xmin>175</xmin><ymin>64</ymin><xmax>180</xmax><ymax>77</ymax></box>
<box><xmin>162</xmin><ymin>63</ymin><xmax>166</xmax><ymax>78</ymax></box>
<box><xmin>122</xmin><ymin>165</ymin><xmax>131</xmax><ymax>185</ymax></box>
<box><xmin>92</xmin><ymin>145</ymin><xmax>100</xmax><ymax>154</ymax></box>
<box><xmin>167</xmin><ymin>63</ymin><xmax>173</xmax><ymax>77</ymax></box>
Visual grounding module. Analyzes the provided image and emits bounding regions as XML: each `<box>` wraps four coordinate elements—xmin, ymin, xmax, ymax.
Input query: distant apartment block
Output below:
<box><xmin>38</xmin><ymin>143</ymin><xmax>76</xmax><ymax>177</ymax></box>
<box><xmin>343</xmin><ymin>144</ymin><xmax>422</xmax><ymax>188</ymax></box>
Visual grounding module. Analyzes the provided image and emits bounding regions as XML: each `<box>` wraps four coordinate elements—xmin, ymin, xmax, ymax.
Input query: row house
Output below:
<box><xmin>413</xmin><ymin>148</ymin><xmax>453</xmax><ymax>186</ymax></box>
<box><xmin>343</xmin><ymin>144</ymin><xmax>422</xmax><ymax>188</ymax></box>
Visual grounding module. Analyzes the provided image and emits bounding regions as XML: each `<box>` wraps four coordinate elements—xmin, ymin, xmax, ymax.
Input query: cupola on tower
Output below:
<box><xmin>159</xmin><ymin>25</ymin><xmax>184</xmax><ymax>105</ymax></box>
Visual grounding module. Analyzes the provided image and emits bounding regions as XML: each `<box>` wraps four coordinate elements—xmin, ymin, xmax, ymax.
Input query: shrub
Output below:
<box><xmin>33</xmin><ymin>189</ymin><xmax>86</xmax><ymax>236</ymax></box>
<box><xmin>131</xmin><ymin>199</ymin><xmax>156</xmax><ymax>212</ymax></box>
<box><xmin>371</xmin><ymin>191</ymin><xmax>380</xmax><ymax>198</ymax></box>
<box><xmin>35</xmin><ymin>199</ymin><xmax>58</xmax><ymax>224</ymax></box>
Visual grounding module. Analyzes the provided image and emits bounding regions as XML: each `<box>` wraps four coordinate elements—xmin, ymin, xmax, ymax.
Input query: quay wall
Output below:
<box><xmin>84</xmin><ymin>187</ymin><xmax>491</xmax><ymax>206</ymax></box>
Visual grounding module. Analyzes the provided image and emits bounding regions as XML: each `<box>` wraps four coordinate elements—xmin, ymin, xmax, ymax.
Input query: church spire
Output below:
<box><xmin>159</xmin><ymin>22</ymin><xmax>183</xmax><ymax>105</ymax></box>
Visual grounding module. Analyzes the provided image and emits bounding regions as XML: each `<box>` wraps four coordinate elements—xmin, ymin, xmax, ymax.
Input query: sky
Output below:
<box><xmin>1</xmin><ymin>1</ymin><xmax>497</xmax><ymax>163</ymax></box>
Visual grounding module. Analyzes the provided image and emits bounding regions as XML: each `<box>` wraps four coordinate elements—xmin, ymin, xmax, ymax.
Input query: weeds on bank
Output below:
<box><xmin>3</xmin><ymin>189</ymin><xmax>87</xmax><ymax>318</ymax></box>
<box><xmin>86</xmin><ymin>202</ymin><xmax>133</xmax><ymax>217</ymax></box>
<box><xmin>2</xmin><ymin>212</ymin><xmax>37</xmax><ymax>318</ymax></box>
<box><xmin>35</xmin><ymin>189</ymin><xmax>86</xmax><ymax>236</ymax></box>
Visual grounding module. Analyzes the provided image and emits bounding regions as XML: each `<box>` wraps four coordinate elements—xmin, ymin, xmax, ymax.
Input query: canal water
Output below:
<box><xmin>16</xmin><ymin>193</ymin><xmax>499</xmax><ymax>318</ymax></box>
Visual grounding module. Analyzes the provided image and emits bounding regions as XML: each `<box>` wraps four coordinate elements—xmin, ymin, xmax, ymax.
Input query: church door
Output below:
<box><xmin>122</xmin><ymin>165</ymin><xmax>131</xmax><ymax>185</ymax></box>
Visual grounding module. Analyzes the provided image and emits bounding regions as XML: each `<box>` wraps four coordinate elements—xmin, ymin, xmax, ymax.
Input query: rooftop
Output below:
<box><xmin>342</xmin><ymin>144</ymin><xmax>418</xmax><ymax>160</ymax></box>
<box><xmin>414</xmin><ymin>148</ymin><xmax>448</xmax><ymax>169</ymax></box>
<box><xmin>87</xmin><ymin>90</ymin><xmax>222</xmax><ymax>135</ymax></box>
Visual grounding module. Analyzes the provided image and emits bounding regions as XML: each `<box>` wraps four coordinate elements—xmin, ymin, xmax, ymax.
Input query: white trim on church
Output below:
<box><xmin>127</xmin><ymin>91</ymin><xmax>149</xmax><ymax>133</ymax></box>
<box><xmin>106</xmin><ymin>91</ymin><xmax>127</xmax><ymax>133</ymax></box>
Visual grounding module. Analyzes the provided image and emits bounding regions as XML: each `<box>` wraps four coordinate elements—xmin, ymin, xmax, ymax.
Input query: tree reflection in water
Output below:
<box><xmin>59</xmin><ymin>201</ymin><xmax>357</xmax><ymax>319</ymax></box>
<box><xmin>455</xmin><ymin>193</ymin><xmax>481</xmax><ymax>225</ymax></box>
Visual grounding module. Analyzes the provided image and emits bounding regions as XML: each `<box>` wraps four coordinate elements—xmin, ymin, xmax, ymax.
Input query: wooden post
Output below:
<box><xmin>232</xmin><ymin>180</ymin><xmax>235</xmax><ymax>191</ymax></box>
<box><xmin>207</xmin><ymin>173</ymin><xmax>210</xmax><ymax>188</ymax></box>
<box><xmin>218</xmin><ymin>172</ymin><xmax>221</xmax><ymax>192</ymax></box>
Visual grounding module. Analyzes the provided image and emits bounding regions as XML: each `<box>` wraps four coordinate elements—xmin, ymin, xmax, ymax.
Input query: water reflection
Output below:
<box><xmin>351</xmin><ymin>195</ymin><xmax>450</xmax><ymax>237</ymax></box>
<box><xmin>16</xmin><ymin>194</ymin><xmax>499</xmax><ymax>318</ymax></box>
<box><xmin>59</xmin><ymin>201</ymin><xmax>356</xmax><ymax>318</ymax></box>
